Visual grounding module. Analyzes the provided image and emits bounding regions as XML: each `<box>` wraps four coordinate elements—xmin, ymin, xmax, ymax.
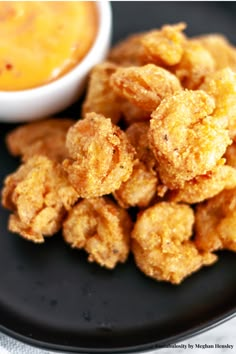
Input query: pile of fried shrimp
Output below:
<box><xmin>2</xmin><ymin>23</ymin><xmax>236</xmax><ymax>285</ymax></box>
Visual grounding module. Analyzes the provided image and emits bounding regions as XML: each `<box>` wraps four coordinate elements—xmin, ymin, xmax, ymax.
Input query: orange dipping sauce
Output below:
<box><xmin>0</xmin><ymin>1</ymin><xmax>98</xmax><ymax>91</ymax></box>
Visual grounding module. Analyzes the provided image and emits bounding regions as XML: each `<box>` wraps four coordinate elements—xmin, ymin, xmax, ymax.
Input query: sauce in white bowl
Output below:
<box><xmin>0</xmin><ymin>1</ymin><xmax>112</xmax><ymax>122</ymax></box>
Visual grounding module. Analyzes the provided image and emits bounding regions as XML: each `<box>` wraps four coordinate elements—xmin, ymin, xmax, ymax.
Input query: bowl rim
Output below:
<box><xmin>0</xmin><ymin>1</ymin><xmax>112</xmax><ymax>99</ymax></box>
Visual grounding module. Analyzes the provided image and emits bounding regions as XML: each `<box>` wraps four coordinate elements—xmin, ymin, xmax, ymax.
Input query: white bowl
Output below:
<box><xmin>0</xmin><ymin>1</ymin><xmax>112</xmax><ymax>123</ymax></box>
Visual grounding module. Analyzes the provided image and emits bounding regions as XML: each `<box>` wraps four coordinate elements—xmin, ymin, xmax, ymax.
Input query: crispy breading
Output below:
<box><xmin>63</xmin><ymin>112</ymin><xmax>135</xmax><ymax>197</ymax></box>
<box><xmin>113</xmin><ymin>160</ymin><xmax>158</xmax><ymax>208</ymax></box>
<box><xmin>196</xmin><ymin>34</ymin><xmax>236</xmax><ymax>71</ymax></box>
<box><xmin>110</xmin><ymin>64</ymin><xmax>182</xmax><ymax>112</ymax></box>
<box><xmin>200</xmin><ymin>68</ymin><xmax>236</xmax><ymax>139</ymax></box>
<box><xmin>6</xmin><ymin>118</ymin><xmax>74</xmax><ymax>162</ymax></box>
<box><xmin>168</xmin><ymin>161</ymin><xmax>236</xmax><ymax>204</ymax></box>
<box><xmin>141</xmin><ymin>23</ymin><xmax>186</xmax><ymax>66</ymax></box>
<box><xmin>81</xmin><ymin>61</ymin><xmax>149</xmax><ymax>126</ymax></box>
<box><xmin>63</xmin><ymin>197</ymin><xmax>132</xmax><ymax>269</ymax></box>
<box><xmin>82</xmin><ymin>62</ymin><xmax>123</xmax><ymax>124</ymax></box>
<box><xmin>149</xmin><ymin>90</ymin><xmax>231</xmax><ymax>189</ymax></box>
<box><xmin>120</xmin><ymin>100</ymin><xmax>150</xmax><ymax>126</ymax></box>
<box><xmin>141</xmin><ymin>24</ymin><xmax>215</xmax><ymax>89</ymax></box>
<box><xmin>131</xmin><ymin>202</ymin><xmax>217</xmax><ymax>284</ymax></box>
<box><xmin>126</xmin><ymin>122</ymin><xmax>156</xmax><ymax>170</ymax></box>
<box><xmin>1</xmin><ymin>156</ymin><xmax>78</xmax><ymax>243</ymax></box>
<box><xmin>108</xmin><ymin>32</ymin><xmax>146</xmax><ymax>66</ymax></box>
<box><xmin>173</xmin><ymin>40</ymin><xmax>215</xmax><ymax>89</ymax></box>
<box><xmin>113</xmin><ymin>122</ymin><xmax>160</xmax><ymax>208</ymax></box>
<box><xmin>195</xmin><ymin>188</ymin><xmax>236</xmax><ymax>252</ymax></box>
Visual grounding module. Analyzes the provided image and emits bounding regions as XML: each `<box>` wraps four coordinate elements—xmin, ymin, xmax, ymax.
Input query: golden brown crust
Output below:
<box><xmin>149</xmin><ymin>90</ymin><xmax>231</xmax><ymax>189</ymax></box>
<box><xmin>126</xmin><ymin>122</ymin><xmax>156</xmax><ymax>170</ymax></box>
<box><xmin>195</xmin><ymin>188</ymin><xmax>236</xmax><ymax>252</ymax></box>
<box><xmin>63</xmin><ymin>197</ymin><xmax>132</xmax><ymax>269</ymax></box>
<box><xmin>173</xmin><ymin>40</ymin><xmax>215</xmax><ymax>89</ymax></box>
<box><xmin>196</xmin><ymin>34</ymin><xmax>236</xmax><ymax>71</ymax></box>
<box><xmin>113</xmin><ymin>160</ymin><xmax>158</xmax><ymax>208</ymax></box>
<box><xmin>113</xmin><ymin>121</ymin><xmax>161</xmax><ymax>208</ymax></box>
<box><xmin>200</xmin><ymin>68</ymin><xmax>236</xmax><ymax>140</ymax></box>
<box><xmin>1</xmin><ymin>155</ymin><xmax>78</xmax><ymax>243</ymax></box>
<box><xmin>108</xmin><ymin>32</ymin><xmax>146</xmax><ymax>66</ymax></box>
<box><xmin>131</xmin><ymin>202</ymin><xmax>217</xmax><ymax>284</ymax></box>
<box><xmin>82</xmin><ymin>62</ymin><xmax>123</xmax><ymax>124</ymax></box>
<box><xmin>141</xmin><ymin>23</ymin><xmax>186</xmax><ymax>66</ymax></box>
<box><xmin>110</xmin><ymin>64</ymin><xmax>182</xmax><ymax>113</ymax></box>
<box><xmin>63</xmin><ymin>112</ymin><xmax>135</xmax><ymax>197</ymax></box>
<box><xmin>167</xmin><ymin>161</ymin><xmax>236</xmax><ymax>204</ymax></box>
<box><xmin>6</xmin><ymin>118</ymin><xmax>74</xmax><ymax>162</ymax></box>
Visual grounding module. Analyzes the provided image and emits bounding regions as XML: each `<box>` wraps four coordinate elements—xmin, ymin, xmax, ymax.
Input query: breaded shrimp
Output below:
<box><xmin>173</xmin><ymin>40</ymin><xmax>215</xmax><ymax>89</ymax></box>
<box><xmin>196</xmin><ymin>34</ymin><xmax>236</xmax><ymax>71</ymax></box>
<box><xmin>126</xmin><ymin>122</ymin><xmax>156</xmax><ymax>171</ymax></box>
<box><xmin>141</xmin><ymin>23</ymin><xmax>186</xmax><ymax>66</ymax></box>
<box><xmin>82</xmin><ymin>62</ymin><xmax>122</xmax><ymax>124</ymax></box>
<box><xmin>6</xmin><ymin>118</ymin><xmax>74</xmax><ymax>163</ymax></box>
<box><xmin>149</xmin><ymin>90</ymin><xmax>231</xmax><ymax>189</ymax></box>
<box><xmin>1</xmin><ymin>156</ymin><xmax>78</xmax><ymax>243</ymax></box>
<box><xmin>81</xmin><ymin>61</ymin><xmax>150</xmax><ymax>126</ymax></box>
<box><xmin>63</xmin><ymin>197</ymin><xmax>132</xmax><ymax>269</ymax></box>
<box><xmin>120</xmin><ymin>100</ymin><xmax>150</xmax><ymax>126</ymax></box>
<box><xmin>110</xmin><ymin>64</ymin><xmax>182</xmax><ymax>113</ymax></box>
<box><xmin>141</xmin><ymin>24</ymin><xmax>215</xmax><ymax>89</ymax></box>
<box><xmin>113</xmin><ymin>122</ymin><xmax>160</xmax><ymax>208</ymax></box>
<box><xmin>113</xmin><ymin>160</ymin><xmax>158</xmax><ymax>208</ymax></box>
<box><xmin>108</xmin><ymin>32</ymin><xmax>146</xmax><ymax>66</ymax></box>
<box><xmin>168</xmin><ymin>161</ymin><xmax>236</xmax><ymax>204</ymax></box>
<box><xmin>63</xmin><ymin>113</ymin><xmax>135</xmax><ymax>198</ymax></box>
<box><xmin>195</xmin><ymin>188</ymin><xmax>236</xmax><ymax>252</ymax></box>
<box><xmin>131</xmin><ymin>202</ymin><xmax>216</xmax><ymax>284</ymax></box>
<box><xmin>200</xmin><ymin>68</ymin><xmax>236</xmax><ymax>139</ymax></box>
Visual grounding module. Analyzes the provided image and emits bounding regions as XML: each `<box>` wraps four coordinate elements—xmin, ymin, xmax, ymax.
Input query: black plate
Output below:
<box><xmin>1</xmin><ymin>2</ymin><xmax>236</xmax><ymax>353</ymax></box>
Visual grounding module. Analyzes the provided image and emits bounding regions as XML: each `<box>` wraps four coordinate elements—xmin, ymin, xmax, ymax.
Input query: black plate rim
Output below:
<box><xmin>1</xmin><ymin>308</ymin><xmax>235</xmax><ymax>353</ymax></box>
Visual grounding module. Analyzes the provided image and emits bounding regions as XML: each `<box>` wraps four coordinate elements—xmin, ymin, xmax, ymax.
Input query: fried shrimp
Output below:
<box><xmin>113</xmin><ymin>122</ymin><xmax>159</xmax><ymax>208</ymax></box>
<box><xmin>81</xmin><ymin>61</ymin><xmax>150</xmax><ymax>126</ymax></box>
<box><xmin>126</xmin><ymin>122</ymin><xmax>156</xmax><ymax>170</ymax></box>
<box><xmin>195</xmin><ymin>188</ymin><xmax>236</xmax><ymax>252</ymax></box>
<box><xmin>108</xmin><ymin>32</ymin><xmax>146</xmax><ymax>66</ymax></box>
<box><xmin>63</xmin><ymin>197</ymin><xmax>132</xmax><ymax>269</ymax></box>
<box><xmin>113</xmin><ymin>160</ymin><xmax>158</xmax><ymax>208</ymax></box>
<box><xmin>173</xmin><ymin>40</ymin><xmax>215</xmax><ymax>89</ymax></box>
<box><xmin>81</xmin><ymin>61</ymin><xmax>149</xmax><ymax>126</ymax></box>
<box><xmin>82</xmin><ymin>62</ymin><xmax>123</xmax><ymax>124</ymax></box>
<box><xmin>6</xmin><ymin>118</ymin><xmax>74</xmax><ymax>163</ymax></box>
<box><xmin>200</xmin><ymin>68</ymin><xmax>236</xmax><ymax>139</ymax></box>
<box><xmin>196</xmin><ymin>34</ymin><xmax>236</xmax><ymax>71</ymax></box>
<box><xmin>141</xmin><ymin>23</ymin><xmax>215</xmax><ymax>89</ymax></box>
<box><xmin>1</xmin><ymin>156</ymin><xmax>78</xmax><ymax>243</ymax></box>
<box><xmin>120</xmin><ymin>100</ymin><xmax>150</xmax><ymax>126</ymax></box>
<box><xmin>141</xmin><ymin>23</ymin><xmax>186</xmax><ymax>66</ymax></box>
<box><xmin>131</xmin><ymin>202</ymin><xmax>216</xmax><ymax>284</ymax></box>
<box><xmin>168</xmin><ymin>161</ymin><xmax>236</xmax><ymax>204</ymax></box>
<box><xmin>110</xmin><ymin>64</ymin><xmax>182</xmax><ymax>112</ymax></box>
<box><xmin>149</xmin><ymin>90</ymin><xmax>231</xmax><ymax>189</ymax></box>
<box><xmin>63</xmin><ymin>112</ymin><xmax>135</xmax><ymax>198</ymax></box>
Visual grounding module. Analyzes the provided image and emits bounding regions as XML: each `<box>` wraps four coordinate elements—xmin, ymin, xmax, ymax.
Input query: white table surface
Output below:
<box><xmin>0</xmin><ymin>315</ymin><xmax>235</xmax><ymax>354</ymax></box>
